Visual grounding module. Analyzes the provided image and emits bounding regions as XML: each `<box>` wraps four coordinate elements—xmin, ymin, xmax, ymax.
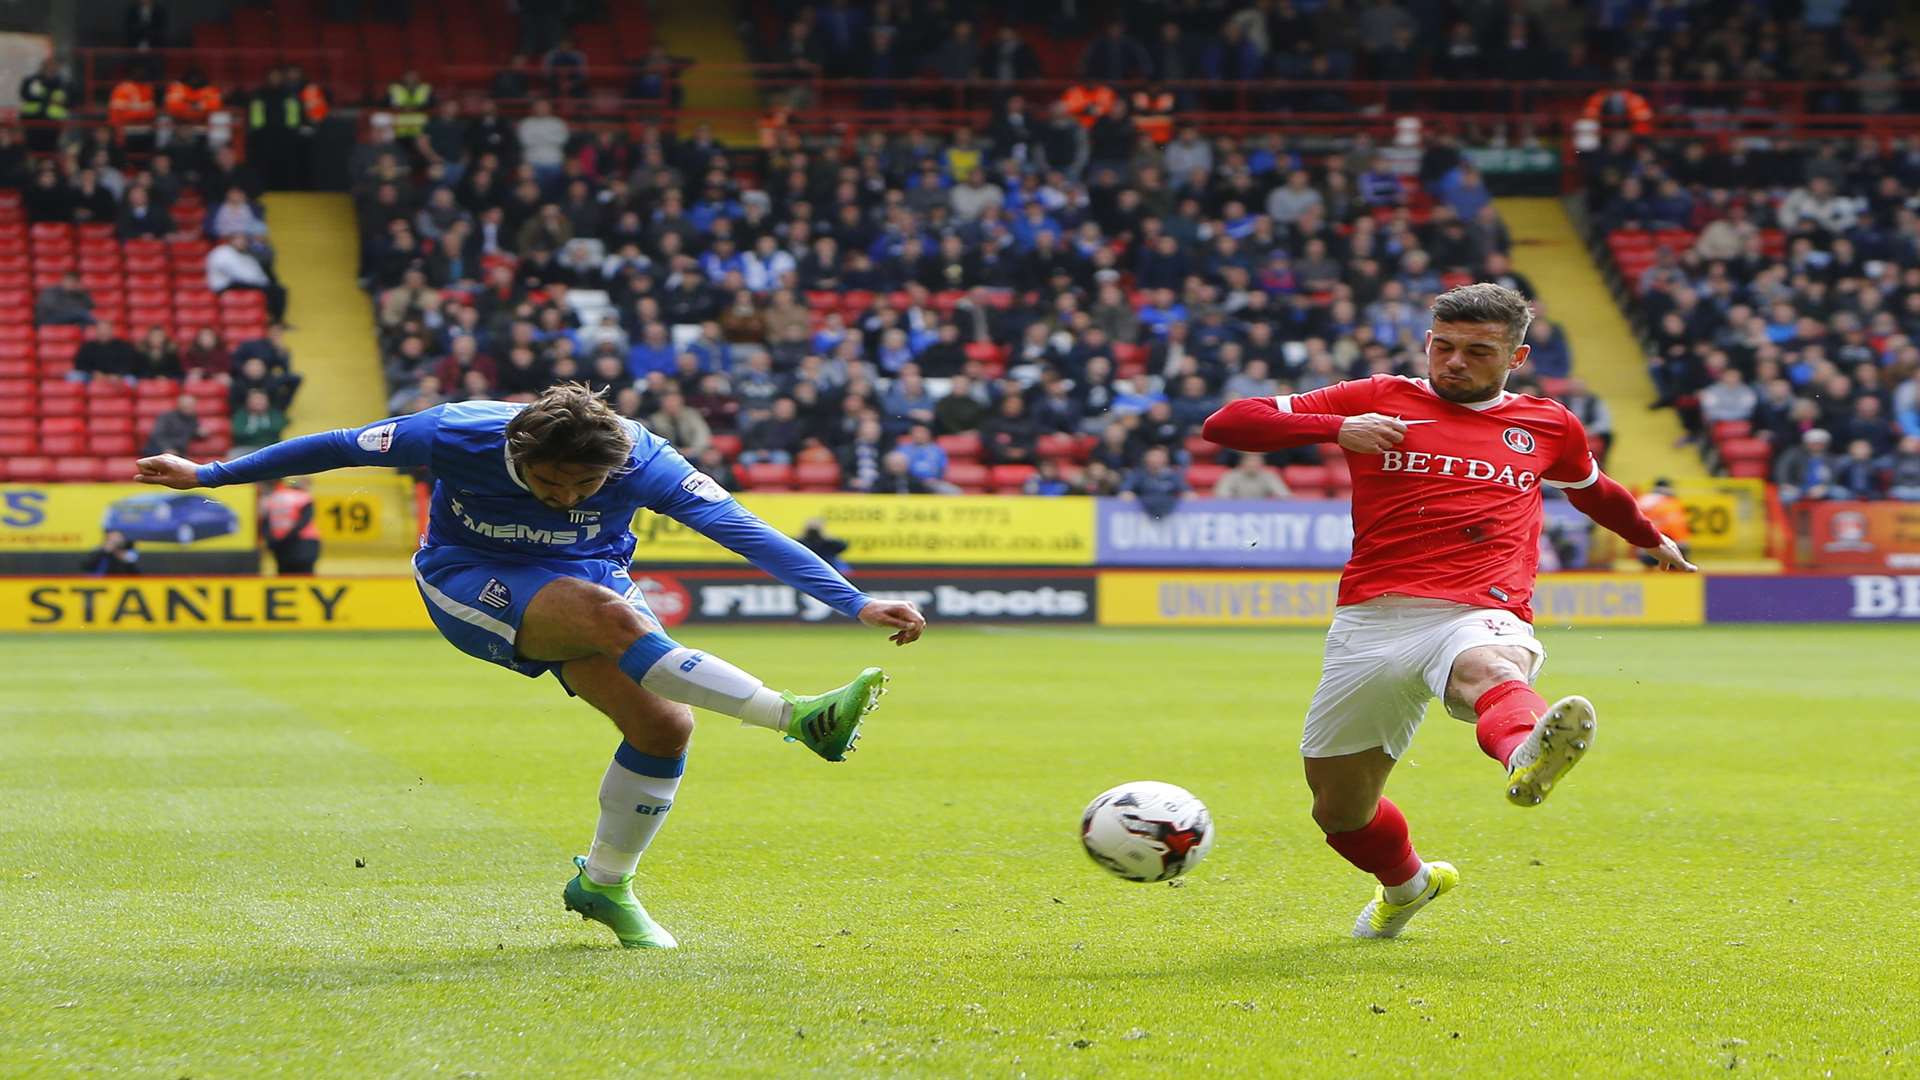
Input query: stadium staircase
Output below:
<box><xmin>264</xmin><ymin>193</ymin><xmax>414</xmax><ymax>574</ymax></box>
<box><xmin>1498</xmin><ymin>197</ymin><xmax>1701</xmax><ymax>485</ymax></box>
<box><xmin>656</xmin><ymin>0</ymin><xmax>761</xmax><ymax>146</ymax></box>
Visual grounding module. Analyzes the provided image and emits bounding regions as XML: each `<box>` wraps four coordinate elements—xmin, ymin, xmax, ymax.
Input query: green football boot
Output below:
<box><xmin>783</xmin><ymin>667</ymin><xmax>889</xmax><ymax>762</ymax></box>
<box><xmin>563</xmin><ymin>855</ymin><xmax>678</xmax><ymax>949</ymax></box>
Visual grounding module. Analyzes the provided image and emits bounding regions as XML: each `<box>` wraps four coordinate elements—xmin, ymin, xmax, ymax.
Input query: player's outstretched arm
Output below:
<box><xmin>652</xmin><ymin>465</ymin><xmax>925</xmax><ymax>645</ymax></box>
<box><xmin>135</xmin><ymin>453</ymin><xmax>206</xmax><ymax>489</ymax></box>
<box><xmin>1560</xmin><ymin>470</ymin><xmax>1699</xmax><ymax>573</ymax></box>
<box><xmin>136</xmin><ymin>409</ymin><xmax>442</xmax><ymax>488</ymax></box>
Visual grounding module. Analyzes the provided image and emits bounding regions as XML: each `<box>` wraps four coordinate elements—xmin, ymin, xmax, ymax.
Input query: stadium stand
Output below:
<box><xmin>1589</xmin><ymin>129</ymin><xmax>1920</xmax><ymax>500</ymax></box>
<box><xmin>13</xmin><ymin>0</ymin><xmax>1916</xmax><ymax>514</ymax></box>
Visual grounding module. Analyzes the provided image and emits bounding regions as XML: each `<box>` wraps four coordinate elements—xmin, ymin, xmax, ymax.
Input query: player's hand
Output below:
<box><xmin>859</xmin><ymin>598</ymin><xmax>926</xmax><ymax>646</ymax></box>
<box><xmin>1646</xmin><ymin>534</ymin><xmax>1698</xmax><ymax>573</ymax></box>
<box><xmin>1337</xmin><ymin>413</ymin><xmax>1408</xmax><ymax>454</ymax></box>
<box><xmin>135</xmin><ymin>454</ymin><xmax>203</xmax><ymax>489</ymax></box>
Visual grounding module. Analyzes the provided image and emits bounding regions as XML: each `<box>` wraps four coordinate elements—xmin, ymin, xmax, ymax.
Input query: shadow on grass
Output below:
<box><xmin>1018</xmin><ymin>936</ymin><xmax>1505</xmax><ymax>986</ymax></box>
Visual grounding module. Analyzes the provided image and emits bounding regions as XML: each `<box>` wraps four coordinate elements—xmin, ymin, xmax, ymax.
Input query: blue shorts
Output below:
<box><xmin>411</xmin><ymin>545</ymin><xmax>659</xmax><ymax>683</ymax></box>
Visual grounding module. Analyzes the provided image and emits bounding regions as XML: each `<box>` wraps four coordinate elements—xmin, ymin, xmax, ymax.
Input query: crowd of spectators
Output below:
<box><xmin>355</xmin><ymin>91</ymin><xmax>1592</xmax><ymax>499</ymax></box>
<box><xmin>9</xmin><ymin>93</ymin><xmax>304</xmax><ymax>457</ymax></box>
<box><xmin>1593</xmin><ymin>133</ymin><xmax>1920</xmax><ymax>503</ymax></box>
<box><xmin>756</xmin><ymin>0</ymin><xmax>1918</xmax><ymax>110</ymax></box>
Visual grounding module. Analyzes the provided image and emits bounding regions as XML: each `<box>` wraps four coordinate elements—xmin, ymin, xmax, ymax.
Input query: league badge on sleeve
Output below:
<box><xmin>357</xmin><ymin>422</ymin><xmax>398</xmax><ymax>453</ymax></box>
<box><xmin>681</xmin><ymin>472</ymin><xmax>728</xmax><ymax>503</ymax></box>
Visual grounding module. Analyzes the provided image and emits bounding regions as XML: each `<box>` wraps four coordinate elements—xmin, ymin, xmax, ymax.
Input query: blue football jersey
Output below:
<box><xmin>196</xmin><ymin>401</ymin><xmax>870</xmax><ymax>618</ymax></box>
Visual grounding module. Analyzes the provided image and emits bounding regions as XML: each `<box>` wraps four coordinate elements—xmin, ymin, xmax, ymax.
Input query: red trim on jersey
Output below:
<box><xmin>1201</xmin><ymin>396</ymin><xmax>1344</xmax><ymax>451</ymax></box>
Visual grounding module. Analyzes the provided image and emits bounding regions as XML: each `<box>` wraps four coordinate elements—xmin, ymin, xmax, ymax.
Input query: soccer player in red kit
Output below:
<box><xmin>1203</xmin><ymin>283</ymin><xmax>1696</xmax><ymax>938</ymax></box>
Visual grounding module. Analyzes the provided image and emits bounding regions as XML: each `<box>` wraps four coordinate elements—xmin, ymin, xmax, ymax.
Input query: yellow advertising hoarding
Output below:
<box><xmin>1098</xmin><ymin>572</ymin><xmax>1704</xmax><ymax>627</ymax></box>
<box><xmin>630</xmin><ymin>493</ymin><xmax>1096</xmax><ymax>565</ymax></box>
<box><xmin>0</xmin><ymin>483</ymin><xmax>257</xmax><ymax>553</ymax></box>
<box><xmin>0</xmin><ymin>577</ymin><xmax>433</xmax><ymax>631</ymax></box>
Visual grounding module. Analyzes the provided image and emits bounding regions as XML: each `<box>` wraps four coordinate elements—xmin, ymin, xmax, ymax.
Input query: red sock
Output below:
<box><xmin>1323</xmin><ymin>797</ymin><xmax>1422</xmax><ymax>887</ymax></box>
<box><xmin>1475</xmin><ymin>679</ymin><xmax>1548</xmax><ymax>766</ymax></box>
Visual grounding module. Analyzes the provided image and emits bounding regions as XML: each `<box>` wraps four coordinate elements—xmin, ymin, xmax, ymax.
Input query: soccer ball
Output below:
<box><xmin>1080</xmin><ymin>781</ymin><xmax>1215</xmax><ymax>882</ymax></box>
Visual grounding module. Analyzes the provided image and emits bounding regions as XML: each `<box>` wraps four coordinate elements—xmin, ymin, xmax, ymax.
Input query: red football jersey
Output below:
<box><xmin>1281</xmin><ymin>374</ymin><xmax>1600</xmax><ymax>622</ymax></box>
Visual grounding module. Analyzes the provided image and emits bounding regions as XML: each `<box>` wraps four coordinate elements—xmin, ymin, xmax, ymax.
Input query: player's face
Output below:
<box><xmin>523</xmin><ymin>460</ymin><xmax>613</xmax><ymax>510</ymax></box>
<box><xmin>1424</xmin><ymin>322</ymin><xmax>1531</xmax><ymax>403</ymax></box>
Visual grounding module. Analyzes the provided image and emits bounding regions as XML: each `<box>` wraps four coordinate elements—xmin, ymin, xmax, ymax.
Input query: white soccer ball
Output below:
<box><xmin>1080</xmin><ymin>781</ymin><xmax>1215</xmax><ymax>882</ymax></box>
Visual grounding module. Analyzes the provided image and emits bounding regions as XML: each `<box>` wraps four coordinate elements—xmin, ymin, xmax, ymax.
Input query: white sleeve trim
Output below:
<box><xmin>1273</xmin><ymin>395</ymin><xmax>1292</xmax><ymax>413</ymax></box>
<box><xmin>1542</xmin><ymin>459</ymin><xmax>1601</xmax><ymax>490</ymax></box>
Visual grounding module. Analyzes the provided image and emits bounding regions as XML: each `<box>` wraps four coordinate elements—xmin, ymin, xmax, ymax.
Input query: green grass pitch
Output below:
<box><xmin>3</xmin><ymin>625</ymin><xmax>1918</xmax><ymax>1077</ymax></box>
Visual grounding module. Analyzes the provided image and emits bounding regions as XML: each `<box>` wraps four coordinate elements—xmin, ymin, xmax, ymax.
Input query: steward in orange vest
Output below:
<box><xmin>109</xmin><ymin>78</ymin><xmax>156</xmax><ymax>129</ymax></box>
<box><xmin>1132</xmin><ymin>86</ymin><xmax>1175</xmax><ymax>144</ymax></box>
<box><xmin>165</xmin><ymin>69</ymin><xmax>224</xmax><ymax>124</ymax></box>
<box><xmin>1061</xmin><ymin>84</ymin><xmax>1115</xmax><ymax>128</ymax></box>
<box><xmin>263</xmin><ymin>479</ymin><xmax>321</xmax><ymax>574</ymax></box>
<box><xmin>1582</xmin><ymin>88</ymin><xmax>1653</xmax><ymax>135</ymax></box>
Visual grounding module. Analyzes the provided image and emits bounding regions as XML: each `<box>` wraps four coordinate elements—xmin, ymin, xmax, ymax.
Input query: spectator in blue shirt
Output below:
<box><xmin>1121</xmin><ymin>446</ymin><xmax>1188</xmax><ymax>517</ymax></box>
<box><xmin>900</xmin><ymin>423</ymin><xmax>948</xmax><ymax>482</ymax></box>
<box><xmin>625</xmin><ymin>322</ymin><xmax>676</xmax><ymax>380</ymax></box>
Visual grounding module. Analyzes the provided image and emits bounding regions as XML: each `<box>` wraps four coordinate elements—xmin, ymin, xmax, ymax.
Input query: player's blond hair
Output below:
<box><xmin>504</xmin><ymin>383</ymin><xmax>634</xmax><ymax>473</ymax></box>
<box><xmin>1431</xmin><ymin>283</ymin><xmax>1534</xmax><ymax>348</ymax></box>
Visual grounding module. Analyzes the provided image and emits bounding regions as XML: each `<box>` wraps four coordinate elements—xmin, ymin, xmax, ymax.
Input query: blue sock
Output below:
<box><xmin>617</xmin><ymin>630</ymin><xmax>683</xmax><ymax>684</ymax></box>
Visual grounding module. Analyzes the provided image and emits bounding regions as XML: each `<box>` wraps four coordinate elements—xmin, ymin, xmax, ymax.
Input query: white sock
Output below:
<box><xmin>584</xmin><ymin>749</ymin><xmax>684</xmax><ymax>886</ymax></box>
<box><xmin>638</xmin><ymin>647</ymin><xmax>790</xmax><ymax>730</ymax></box>
<box><xmin>1382</xmin><ymin>863</ymin><xmax>1431</xmax><ymax>905</ymax></box>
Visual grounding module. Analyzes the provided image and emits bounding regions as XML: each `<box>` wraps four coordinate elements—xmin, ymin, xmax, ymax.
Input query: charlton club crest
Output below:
<box><xmin>1502</xmin><ymin>427</ymin><xmax>1537</xmax><ymax>454</ymax></box>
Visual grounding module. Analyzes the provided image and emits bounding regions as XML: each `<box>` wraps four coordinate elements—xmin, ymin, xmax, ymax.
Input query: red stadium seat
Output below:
<box><xmin>0</xmin><ymin>433</ymin><xmax>31</xmax><ymax>456</ymax></box>
<box><xmin>136</xmin><ymin>378</ymin><xmax>183</xmax><ymax>398</ymax></box>
<box><xmin>39</xmin><ymin>415</ymin><xmax>86</xmax><ymax>435</ymax></box>
<box><xmin>91</xmin><ymin>431</ymin><xmax>137</xmax><ymax>456</ymax></box>
<box><xmin>1710</xmin><ymin>420</ymin><xmax>1752</xmax><ymax>444</ymax></box>
<box><xmin>1727</xmin><ymin>460</ymin><xmax>1769</xmax><ymax>479</ymax></box>
<box><xmin>1186</xmin><ymin>463</ymin><xmax>1228</xmax><ymax>492</ymax></box>
<box><xmin>1183</xmin><ymin>434</ymin><xmax>1221</xmax><ymax>463</ymax></box>
<box><xmin>937</xmin><ymin>431</ymin><xmax>982</xmax><ymax>461</ymax></box>
<box><xmin>990</xmin><ymin>464</ymin><xmax>1036</xmax><ymax>492</ymax></box>
<box><xmin>1111</xmin><ymin>343</ymin><xmax>1148</xmax><ymax>377</ymax></box>
<box><xmin>53</xmin><ymin>456</ymin><xmax>100</xmax><ymax>481</ymax></box>
<box><xmin>708</xmin><ymin>433</ymin><xmax>742</xmax><ymax>459</ymax></box>
<box><xmin>794</xmin><ymin>461</ymin><xmax>841</xmax><ymax>491</ymax></box>
<box><xmin>740</xmin><ymin>462</ymin><xmax>793</xmax><ymax>490</ymax></box>
<box><xmin>41</xmin><ymin>434</ymin><xmax>87</xmax><ymax>457</ymax></box>
<box><xmin>39</xmin><ymin>395</ymin><xmax>82</xmax><ymax>417</ymax></box>
<box><xmin>100</xmin><ymin>456</ymin><xmax>137</xmax><ymax>481</ymax></box>
<box><xmin>1718</xmin><ymin>437</ymin><xmax>1771</xmax><ymax>466</ymax></box>
<box><xmin>0</xmin><ymin>417</ymin><xmax>32</xmax><ymax>435</ymax></box>
<box><xmin>0</xmin><ymin>395</ymin><xmax>35</xmax><ymax>418</ymax></box>
<box><xmin>946</xmin><ymin>461</ymin><xmax>990</xmax><ymax>493</ymax></box>
<box><xmin>1035</xmin><ymin>433</ymin><xmax>1081</xmax><ymax>462</ymax></box>
<box><xmin>4</xmin><ymin>456</ymin><xmax>52</xmax><ymax>481</ymax></box>
<box><xmin>962</xmin><ymin>341</ymin><xmax>1006</xmax><ymax>368</ymax></box>
<box><xmin>1282</xmin><ymin>465</ymin><xmax>1331</xmax><ymax>496</ymax></box>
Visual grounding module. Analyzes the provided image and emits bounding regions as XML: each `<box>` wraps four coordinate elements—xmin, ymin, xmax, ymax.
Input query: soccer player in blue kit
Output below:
<box><xmin>136</xmin><ymin>384</ymin><xmax>926</xmax><ymax>949</ymax></box>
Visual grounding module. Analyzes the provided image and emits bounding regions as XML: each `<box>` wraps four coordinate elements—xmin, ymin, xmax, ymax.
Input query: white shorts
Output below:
<box><xmin>1301</xmin><ymin>596</ymin><xmax>1546</xmax><ymax>761</ymax></box>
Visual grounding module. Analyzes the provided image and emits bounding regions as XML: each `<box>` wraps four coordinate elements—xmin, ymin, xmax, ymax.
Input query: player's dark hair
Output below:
<box><xmin>1430</xmin><ymin>282</ymin><xmax>1534</xmax><ymax>348</ymax></box>
<box><xmin>504</xmin><ymin>383</ymin><xmax>634</xmax><ymax>473</ymax></box>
